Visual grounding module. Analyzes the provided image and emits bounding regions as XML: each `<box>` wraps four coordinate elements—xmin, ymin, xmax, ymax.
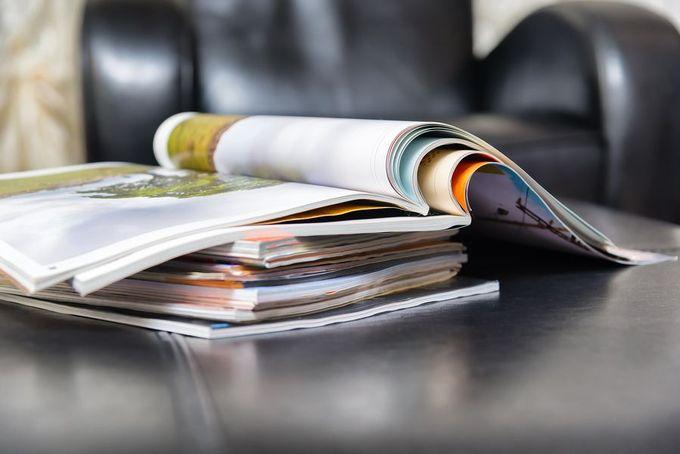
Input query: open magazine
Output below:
<box><xmin>0</xmin><ymin>113</ymin><xmax>672</xmax><ymax>298</ymax></box>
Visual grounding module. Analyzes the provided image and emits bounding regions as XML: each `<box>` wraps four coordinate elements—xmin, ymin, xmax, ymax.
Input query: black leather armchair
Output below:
<box><xmin>81</xmin><ymin>0</ymin><xmax>680</xmax><ymax>221</ymax></box>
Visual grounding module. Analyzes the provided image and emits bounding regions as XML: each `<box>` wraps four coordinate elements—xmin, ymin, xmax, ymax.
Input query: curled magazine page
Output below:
<box><xmin>439</xmin><ymin>127</ymin><xmax>617</xmax><ymax>248</ymax></box>
<box><xmin>417</xmin><ymin>148</ymin><xmax>499</xmax><ymax>214</ymax></box>
<box><xmin>154</xmin><ymin>112</ymin><xmax>668</xmax><ymax>262</ymax></box>
<box><xmin>464</xmin><ymin>163</ymin><xmax>675</xmax><ymax>264</ymax></box>
<box><xmin>154</xmin><ymin>112</ymin><xmax>672</xmax><ymax>265</ymax></box>
<box><xmin>155</xmin><ymin>112</ymin><xmax>420</xmax><ymax>200</ymax></box>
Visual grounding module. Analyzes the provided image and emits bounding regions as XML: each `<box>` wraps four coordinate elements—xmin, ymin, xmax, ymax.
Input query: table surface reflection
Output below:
<box><xmin>1</xmin><ymin>201</ymin><xmax>680</xmax><ymax>454</ymax></box>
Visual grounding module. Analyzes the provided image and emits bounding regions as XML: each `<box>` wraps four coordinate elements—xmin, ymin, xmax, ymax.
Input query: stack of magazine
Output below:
<box><xmin>0</xmin><ymin>113</ymin><xmax>672</xmax><ymax>338</ymax></box>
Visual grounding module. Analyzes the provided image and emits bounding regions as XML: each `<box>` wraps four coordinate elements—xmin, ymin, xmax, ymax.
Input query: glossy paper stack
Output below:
<box><xmin>1</xmin><ymin>112</ymin><xmax>670</xmax><ymax>338</ymax></box>
<box><xmin>0</xmin><ymin>229</ymin><xmax>500</xmax><ymax>337</ymax></box>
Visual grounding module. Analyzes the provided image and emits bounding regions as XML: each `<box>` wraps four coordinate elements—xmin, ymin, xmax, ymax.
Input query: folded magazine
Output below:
<box><xmin>0</xmin><ymin>113</ymin><xmax>673</xmax><ymax>337</ymax></box>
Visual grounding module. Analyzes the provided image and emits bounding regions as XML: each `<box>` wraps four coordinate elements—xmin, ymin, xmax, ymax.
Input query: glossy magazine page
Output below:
<box><xmin>155</xmin><ymin>113</ymin><xmax>675</xmax><ymax>265</ymax></box>
<box><xmin>0</xmin><ymin>162</ymin><xmax>425</xmax><ymax>292</ymax></box>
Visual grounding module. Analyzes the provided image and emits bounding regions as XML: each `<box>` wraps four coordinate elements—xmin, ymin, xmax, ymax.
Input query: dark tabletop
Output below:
<box><xmin>2</xmin><ymin>201</ymin><xmax>680</xmax><ymax>454</ymax></box>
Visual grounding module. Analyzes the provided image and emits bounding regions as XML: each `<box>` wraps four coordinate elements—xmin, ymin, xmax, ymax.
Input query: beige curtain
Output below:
<box><xmin>0</xmin><ymin>0</ymin><xmax>85</xmax><ymax>172</ymax></box>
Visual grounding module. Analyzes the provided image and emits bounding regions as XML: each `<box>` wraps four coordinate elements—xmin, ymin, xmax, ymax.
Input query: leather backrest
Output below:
<box><xmin>82</xmin><ymin>0</ymin><xmax>474</xmax><ymax>163</ymax></box>
<box><xmin>483</xmin><ymin>2</ymin><xmax>680</xmax><ymax>220</ymax></box>
<box><xmin>82</xmin><ymin>0</ymin><xmax>194</xmax><ymax>164</ymax></box>
<box><xmin>190</xmin><ymin>0</ymin><xmax>475</xmax><ymax>119</ymax></box>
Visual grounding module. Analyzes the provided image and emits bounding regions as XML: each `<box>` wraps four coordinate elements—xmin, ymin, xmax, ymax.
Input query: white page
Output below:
<box><xmin>157</xmin><ymin>113</ymin><xmax>421</xmax><ymax>199</ymax></box>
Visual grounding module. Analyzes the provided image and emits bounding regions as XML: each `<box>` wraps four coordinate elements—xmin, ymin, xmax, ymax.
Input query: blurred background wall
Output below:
<box><xmin>0</xmin><ymin>0</ymin><xmax>678</xmax><ymax>172</ymax></box>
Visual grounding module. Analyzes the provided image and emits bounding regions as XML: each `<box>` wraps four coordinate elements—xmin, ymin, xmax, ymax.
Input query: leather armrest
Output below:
<box><xmin>81</xmin><ymin>0</ymin><xmax>194</xmax><ymax>164</ymax></box>
<box><xmin>482</xmin><ymin>2</ymin><xmax>680</xmax><ymax>219</ymax></box>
